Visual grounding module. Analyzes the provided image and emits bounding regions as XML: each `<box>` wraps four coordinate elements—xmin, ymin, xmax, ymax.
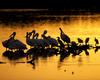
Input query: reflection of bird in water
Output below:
<box><xmin>84</xmin><ymin>50</ymin><xmax>89</xmax><ymax>56</ymax></box>
<box><xmin>2</xmin><ymin>32</ymin><xmax>27</xmax><ymax>51</ymax></box>
<box><xmin>57</xmin><ymin>37</ymin><xmax>65</xmax><ymax>49</ymax></box>
<box><xmin>85</xmin><ymin>37</ymin><xmax>90</xmax><ymax>45</ymax></box>
<box><xmin>59</xmin><ymin>28</ymin><xmax>70</xmax><ymax>43</ymax></box>
<box><xmin>95</xmin><ymin>37</ymin><xmax>99</xmax><ymax>46</ymax></box>
<box><xmin>27</xmin><ymin>58</ymin><xmax>35</xmax><ymax>64</ymax></box>
<box><xmin>27</xmin><ymin>58</ymin><xmax>35</xmax><ymax>69</ymax></box>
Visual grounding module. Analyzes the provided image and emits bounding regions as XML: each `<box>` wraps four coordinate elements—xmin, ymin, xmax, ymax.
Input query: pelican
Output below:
<box><xmin>2</xmin><ymin>32</ymin><xmax>17</xmax><ymax>50</ymax></box>
<box><xmin>95</xmin><ymin>37</ymin><xmax>99</xmax><ymax>46</ymax></box>
<box><xmin>59</xmin><ymin>28</ymin><xmax>70</xmax><ymax>43</ymax></box>
<box><xmin>41</xmin><ymin>30</ymin><xmax>58</xmax><ymax>48</ymax></box>
<box><xmin>36</xmin><ymin>32</ymin><xmax>50</xmax><ymax>48</ymax></box>
<box><xmin>25</xmin><ymin>32</ymin><xmax>37</xmax><ymax>48</ymax></box>
<box><xmin>77</xmin><ymin>38</ymin><xmax>83</xmax><ymax>43</ymax></box>
<box><xmin>34</xmin><ymin>33</ymin><xmax>46</xmax><ymax>48</ymax></box>
<box><xmin>85</xmin><ymin>37</ymin><xmax>90</xmax><ymax>45</ymax></box>
<box><xmin>30</xmin><ymin>30</ymin><xmax>36</xmax><ymax>39</ymax></box>
<box><xmin>9</xmin><ymin>32</ymin><xmax>16</xmax><ymax>39</ymax></box>
<box><xmin>10</xmin><ymin>39</ymin><xmax>27</xmax><ymax>50</ymax></box>
<box><xmin>2</xmin><ymin>32</ymin><xmax>27</xmax><ymax>51</ymax></box>
<box><xmin>47</xmin><ymin>36</ymin><xmax>58</xmax><ymax>48</ymax></box>
<box><xmin>30</xmin><ymin>30</ymin><xmax>49</xmax><ymax>48</ymax></box>
<box><xmin>57</xmin><ymin>37</ymin><xmax>65</xmax><ymax>49</ymax></box>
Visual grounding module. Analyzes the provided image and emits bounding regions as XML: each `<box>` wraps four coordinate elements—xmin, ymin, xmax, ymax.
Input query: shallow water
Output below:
<box><xmin>1</xmin><ymin>15</ymin><xmax>100</xmax><ymax>80</ymax></box>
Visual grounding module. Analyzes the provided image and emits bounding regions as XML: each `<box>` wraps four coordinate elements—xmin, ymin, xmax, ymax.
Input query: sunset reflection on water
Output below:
<box><xmin>0</xmin><ymin>15</ymin><xmax>100</xmax><ymax>80</ymax></box>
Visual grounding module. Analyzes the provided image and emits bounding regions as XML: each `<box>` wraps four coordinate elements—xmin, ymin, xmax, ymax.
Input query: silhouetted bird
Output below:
<box><xmin>35</xmin><ymin>33</ymin><xmax>49</xmax><ymax>48</ymax></box>
<box><xmin>41</xmin><ymin>30</ymin><xmax>58</xmax><ymax>48</ymax></box>
<box><xmin>71</xmin><ymin>41</ymin><xmax>77</xmax><ymax>46</ymax></box>
<box><xmin>11</xmin><ymin>40</ymin><xmax>27</xmax><ymax>50</ymax></box>
<box><xmin>57</xmin><ymin>37</ymin><xmax>65</xmax><ymax>49</ymax></box>
<box><xmin>9</xmin><ymin>32</ymin><xmax>16</xmax><ymax>39</ymax></box>
<box><xmin>2</xmin><ymin>32</ymin><xmax>17</xmax><ymax>50</ymax></box>
<box><xmin>41</xmin><ymin>30</ymin><xmax>48</xmax><ymax>39</ymax></box>
<box><xmin>2</xmin><ymin>32</ymin><xmax>16</xmax><ymax>50</ymax></box>
<box><xmin>77</xmin><ymin>38</ymin><xmax>83</xmax><ymax>43</ymax></box>
<box><xmin>85</xmin><ymin>37</ymin><xmax>90</xmax><ymax>44</ymax></box>
<box><xmin>2</xmin><ymin>32</ymin><xmax>27</xmax><ymax>51</ymax></box>
<box><xmin>27</xmin><ymin>58</ymin><xmax>35</xmax><ymax>64</ymax></box>
<box><xmin>41</xmin><ymin>30</ymin><xmax>50</xmax><ymax>47</ymax></box>
<box><xmin>47</xmin><ymin>36</ymin><xmax>58</xmax><ymax>48</ymax></box>
<box><xmin>95</xmin><ymin>37</ymin><xmax>99</xmax><ymax>46</ymax></box>
<box><xmin>26</xmin><ymin>32</ymin><xmax>38</xmax><ymax>48</ymax></box>
<box><xmin>84</xmin><ymin>50</ymin><xmax>89</xmax><ymax>56</ymax></box>
<box><xmin>28</xmin><ymin>30</ymin><xmax>37</xmax><ymax>39</ymax></box>
<box><xmin>59</xmin><ymin>28</ymin><xmax>70</xmax><ymax>43</ymax></box>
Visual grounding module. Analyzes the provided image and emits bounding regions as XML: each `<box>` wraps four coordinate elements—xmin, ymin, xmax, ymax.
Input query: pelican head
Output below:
<box><xmin>57</xmin><ymin>37</ymin><xmax>60</xmax><ymax>39</ymax></box>
<box><xmin>13</xmin><ymin>32</ymin><xmax>16</xmax><ymax>35</ymax></box>
<box><xmin>59</xmin><ymin>28</ymin><xmax>63</xmax><ymax>33</ymax></box>
<box><xmin>26</xmin><ymin>32</ymin><xmax>28</xmax><ymax>37</ymax></box>
<box><xmin>59</xmin><ymin>28</ymin><xmax>62</xmax><ymax>31</ymax></box>
<box><xmin>43</xmin><ymin>30</ymin><xmax>47</xmax><ymax>34</ymax></box>
<box><xmin>31</xmin><ymin>30</ymin><xmax>36</xmax><ymax>34</ymax></box>
<box><xmin>35</xmin><ymin>33</ymin><xmax>39</xmax><ymax>39</ymax></box>
<box><xmin>59</xmin><ymin>28</ymin><xmax>61</xmax><ymax>30</ymax></box>
<box><xmin>9</xmin><ymin>32</ymin><xmax>16</xmax><ymax>38</ymax></box>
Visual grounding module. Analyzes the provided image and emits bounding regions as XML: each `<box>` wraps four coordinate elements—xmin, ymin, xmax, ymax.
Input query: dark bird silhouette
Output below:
<box><xmin>85</xmin><ymin>37</ymin><xmax>90</xmax><ymax>45</ymax></box>
<box><xmin>26</xmin><ymin>32</ymin><xmax>38</xmax><ymax>48</ymax></box>
<box><xmin>29</xmin><ymin>30</ymin><xmax>36</xmax><ymax>39</ymax></box>
<box><xmin>2</xmin><ymin>32</ymin><xmax>16</xmax><ymax>51</ymax></box>
<box><xmin>47</xmin><ymin>36</ymin><xmax>58</xmax><ymax>48</ymax></box>
<box><xmin>84</xmin><ymin>50</ymin><xmax>89</xmax><ymax>56</ymax></box>
<box><xmin>2</xmin><ymin>32</ymin><xmax>27</xmax><ymax>51</ymax></box>
<box><xmin>27</xmin><ymin>58</ymin><xmax>35</xmax><ymax>64</ymax></box>
<box><xmin>9</xmin><ymin>32</ymin><xmax>16</xmax><ymax>39</ymax></box>
<box><xmin>59</xmin><ymin>28</ymin><xmax>70</xmax><ymax>43</ymax></box>
<box><xmin>57</xmin><ymin>37</ymin><xmax>65</xmax><ymax>49</ymax></box>
<box><xmin>2</xmin><ymin>32</ymin><xmax>17</xmax><ymax>51</ymax></box>
<box><xmin>41</xmin><ymin>30</ymin><xmax>58</xmax><ymax>48</ymax></box>
<box><xmin>35</xmin><ymin>33</ymin><xmax>49</xmax><ymax>48</ymax></box>
<box><xmin>41</xmin><ymin>30</ymin><xmax>48</xmax><ymax>39</ymax></box>
<box><xmin>77</xmin><ymin>38</ymin><xmax>83</xmax><ymax>43</ymax></box>
<box><xmin>95</xmin><ymin>37</ymin><xmax>99</xmax><ymax>46</ymax></box>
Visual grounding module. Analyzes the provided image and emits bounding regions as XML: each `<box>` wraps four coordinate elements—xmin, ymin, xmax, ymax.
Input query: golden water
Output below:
<box><xmin>0</xmin><ymin>15</ymin><xmax>100</xmax><ymax>80</ymax></box>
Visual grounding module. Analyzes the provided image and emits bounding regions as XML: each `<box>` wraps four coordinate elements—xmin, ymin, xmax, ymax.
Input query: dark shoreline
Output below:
<box><xmin>0</xmin><ymin>10</ymin><xmax>99</xmax><ymax>24</ymax></box>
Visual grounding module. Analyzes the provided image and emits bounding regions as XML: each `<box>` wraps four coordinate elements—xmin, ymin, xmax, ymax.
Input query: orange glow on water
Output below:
<box><xmin>0</xmin><ymin>15</ymin><xmax>100</xmax><ymax>80</ymax></box>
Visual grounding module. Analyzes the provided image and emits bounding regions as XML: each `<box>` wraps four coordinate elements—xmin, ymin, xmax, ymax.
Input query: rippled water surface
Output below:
<box><xmin>1</xmin><ymin>15</ymin><xmax>100</xmax><ymax>80</ymax></box>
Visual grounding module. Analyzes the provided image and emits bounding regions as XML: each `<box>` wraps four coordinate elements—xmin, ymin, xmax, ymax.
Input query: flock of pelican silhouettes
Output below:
<box><xmin>2</xmin><ymin>28</ymin><xmax>100</xmax><ymax>59</ymax></box>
